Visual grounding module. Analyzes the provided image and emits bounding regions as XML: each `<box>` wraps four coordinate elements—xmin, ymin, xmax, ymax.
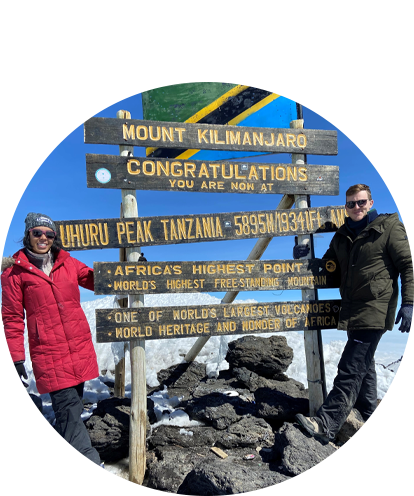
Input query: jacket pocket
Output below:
<box><xmin>370</xmin><ymin>276</ymin><xmax>392</xmax><ymax>299</ymax></box>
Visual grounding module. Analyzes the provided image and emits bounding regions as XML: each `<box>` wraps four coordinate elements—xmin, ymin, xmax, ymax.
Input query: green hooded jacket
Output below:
<box><xmin>323</xmin><ymin>212</ymin><xmax>413</xmax><ymax>331</ymax></box>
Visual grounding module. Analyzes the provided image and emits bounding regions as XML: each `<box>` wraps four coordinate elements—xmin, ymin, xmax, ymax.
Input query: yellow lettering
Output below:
<box><xmin>149</xmin><ymin>126</ymin><xmax>161</xmax><ymax>141</ymax></box>
<box><xmin>242</xmin><ymin>132</ymin><xmax>252</xmax><ymax>145</ymax></box>
<box><xmin>127</xmin><ymin>159</ymin><xmax>140</xmax><ymax>175</ymax></box>
<box><xmin>136</xmin><ymin>125</ymin><xmax>148</xmax><ymax>140</ymax></box>
<box><xmin>162</xmin><ymin>127</ymin><xmax>174</xmax><ymax>142</ymax></box>
<box><xmin>123</xmin><ymin>124</ymin><xmax>135</xmax><ymax>140</ymax></box>
<box><xmin>198</xmin><ymin>129</ymin><xmax>209</xmax><ymax>143</ymax></box>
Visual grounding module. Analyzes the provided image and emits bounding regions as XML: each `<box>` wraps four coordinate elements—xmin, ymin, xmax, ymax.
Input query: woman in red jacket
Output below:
<box><xmin>1</xmin><ymin>212</ymin><xmax>101</xmax><ymax>466</ymax></box>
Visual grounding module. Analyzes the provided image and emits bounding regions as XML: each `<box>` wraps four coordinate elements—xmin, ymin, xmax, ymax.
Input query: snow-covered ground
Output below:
<box><xmin>2</xmin><ymin>291</ymin><xmax>410</xmax><ymax>479</ymax></box>
<box><xmin>15</xmin><ymin>292</ymin><xmax>405</xmax><ymax>421</ymax></box>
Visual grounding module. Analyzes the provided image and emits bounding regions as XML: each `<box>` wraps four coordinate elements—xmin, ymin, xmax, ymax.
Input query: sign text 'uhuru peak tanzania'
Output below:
<box><xmin>55</xmin><ymin>206</ymin><xmax>346</xmax><ymax>251</ymax></box>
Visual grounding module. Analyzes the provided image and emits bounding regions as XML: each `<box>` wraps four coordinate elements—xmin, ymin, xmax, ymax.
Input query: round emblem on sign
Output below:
<box><xmin>95</xmin><ymin>168</ymin><xmax>111</xmax><ymax>184</ymax></box>
<box><xmin>325</xmin><ymin>260</ymin><xmax>337</xmax><ymax>272</ymax></box>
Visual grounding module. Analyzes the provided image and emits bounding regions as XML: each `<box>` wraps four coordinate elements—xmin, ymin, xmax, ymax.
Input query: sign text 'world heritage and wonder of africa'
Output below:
<box><xmin>96</xmin><ymin>300</ymin><xmax>342</xmax><ymax>343</ymax></box>
<box><xmin>55</xmin><ymin>206</ymin><xmax>346</xmax><ymax>251</ymax></box>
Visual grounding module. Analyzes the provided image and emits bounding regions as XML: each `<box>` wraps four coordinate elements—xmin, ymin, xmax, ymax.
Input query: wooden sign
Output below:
<box><xmin>86</xmin><ymin>154</ymin><xmax>339</xmax><ymax>196</ymax></box>
<box><xmin>84</xmin><ymin>117</ymin><xmax>338</xmax><ymax>156</ymax></box>
<box><xmin>93</xmin><ymin>259</ymin><xmax>340</xmax><ymax>295</ymax></box>
<box><xmin>55</xmin><ymin>205</ymin><xmax>346</xmax><ymax>251</ymax></box>
<box><xmin>95</xmin><ymin>299</ymin><xmax>342</xmax><ymax>343</ymax></box>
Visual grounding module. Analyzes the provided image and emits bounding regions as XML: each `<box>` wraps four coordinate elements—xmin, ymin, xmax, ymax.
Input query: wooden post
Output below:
<box><xmin>113</xmin><ymin>293</ymin><xmax>126</xmax><ymax>398</ymax></box>
<box><xmin>117</xmin><ymin>110</ymin><xmax>146</xmax><ymax>484</ymax></box>
<box><xmin>114</xmin><ymin>205</ymin><xmax>127</xmax><ymax>398</ymax></box>
<box><xmin>291</xmin><ymin>119</ymin><xmax>325</xmax><ymax>415</ymax></box>
<box><xmin>184</xmin><ymin>194</ymin><xmax>295</xmax><ymax>363</ymax></box>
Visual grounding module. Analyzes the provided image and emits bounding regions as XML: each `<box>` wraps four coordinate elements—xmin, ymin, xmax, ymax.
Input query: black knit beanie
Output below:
<box><xmin>24</xmin><ymin>212</ymin><xmax>56</xmax><ymax>236</ymax></box>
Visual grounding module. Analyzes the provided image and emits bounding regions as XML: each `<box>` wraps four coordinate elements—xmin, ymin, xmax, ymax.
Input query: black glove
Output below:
<box><xmin>395</xmin><ymin>304</ymin><xmax>412</xmax><ymax>333</ymax></box>
<box><xmin>293</xmin><ymin>236</ymin><xmax>310</xmax><ymax>259</ymax></box>
<box><xmin>14</xmin><ymin>361</ymin><xmax>29</xmax><ymax>387</ymax></box>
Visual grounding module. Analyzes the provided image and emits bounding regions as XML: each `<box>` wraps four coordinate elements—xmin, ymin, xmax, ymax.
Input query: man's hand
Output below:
<box><xmin>14</xmin><ymin>361</ymin><xmax>29</xmax><ymax>387</ymax></box>
<box><xmin>395</xmin><ymin>304</ymin><xmax>413</xmax><ymax>333</ymax></box>
<box><xmin>293</xmin><ymin>236</ymin><xmax>310</xmax><ymax>259</ymax></box>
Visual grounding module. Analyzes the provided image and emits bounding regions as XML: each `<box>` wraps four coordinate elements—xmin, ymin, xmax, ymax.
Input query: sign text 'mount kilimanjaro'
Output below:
<box><xmin>96</xmin><ymin>299</ymin><xmax>342</xmax><ymax>343</ymax></box>
<box><xmin>86</xmin><ymin>154</ymin><xmax>339</xmax><ymax>196</ymax></box>
<box><xmin>84</xmin><ymin>117</ymin><xmax>338</xmax><ymax>156</ymax></box>
<box><xmin>94</xmin><ymin>259</ymin><xmax>340</xmax><ymax>295</ymax></box>
<box><xmin>55</xmin><ymin>206</ymin><xmax>346</xmax><ymax>251</ymax></box>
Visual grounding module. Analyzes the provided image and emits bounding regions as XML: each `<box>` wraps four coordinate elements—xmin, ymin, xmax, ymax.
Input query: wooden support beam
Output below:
<box><xmin>184</xmin><ymin>194</ymin><xmax>295</xmax><ymax>363</ymax></box>
<box><xmin>117</xmin><ymin>110</ymin><xmax>146</xmax><ymax>485</ymax></box>
<box><xmin>113</xmin><ymin>205</ymin><xmax>126</xmax><ymax>398</ymax></box>
<box><xmin>291</xmin><ymin>119</ymin><xmax>325</xmax><ymax>415</ymax></box>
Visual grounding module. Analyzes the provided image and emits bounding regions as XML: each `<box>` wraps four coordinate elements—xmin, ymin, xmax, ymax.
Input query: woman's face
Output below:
<box><xmin>29</xmin><ymin>226</ymin><xmax>55</xmax><ymax>254</ymax></box>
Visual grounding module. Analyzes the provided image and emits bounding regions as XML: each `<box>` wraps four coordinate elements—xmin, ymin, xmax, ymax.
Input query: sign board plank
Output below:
<box><xmin>84</xmin><ymin>117</ymin><xmax>338</xmax><ymax>156</ymax></box>
<box><xmin>93</xmin><ymin>259</ymin><xmax>340</xmax><ymax>295</ymax></box>
<box><xmin>86</xmin><ymin>154</ymin><xmax>339</xmax><ymax>196</ymax></box>
<box><xmin>95</xmin><ymin>299</ymin><xmax>342</xmax><ymax>343</ymax></box>
<box><xmin>55</xmin><ymin>205</ymin><xmax>346</xmax><ymax>251</ymax></box>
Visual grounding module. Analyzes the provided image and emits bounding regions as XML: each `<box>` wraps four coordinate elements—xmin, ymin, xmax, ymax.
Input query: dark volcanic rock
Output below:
<box><xmin>255</xmin><ymin>380</ymin><xmax>309</xmax><ymax>423</ymax></box>
<box><xmin>85</xmin><ymin>397</ymin><xmax>131</xmax><ymax>462</ymax></box>
<box><xmin>272</xmin><ymin>422</ymin><xmax>337</xmax><ymax>476</ymax></box>
<box><xmin>226</xmin><ymin>335</ymin><xmax>293</xmax><ymax>380</ymax></box>
<box><xmin>150</xmin><ymin>416</ymin><xmax>274</xmax><ymax>453</ymax></box>
<box><xmin>232</xmin><ymin>367</ymin><xmax>271</xmax><ymax>391</ymax></box>
<box><xmin>185</xmin><ymin>391</ymin><xmax>257</xmax><ymax>430</ymax></box>
<box><xmin>85</xmin><ymin>397</ymin><xmax>153</xmax><ymax>462</ymax></box>
<box><xmin>178</xmin><ymin>456</ymin><xmax>290</xmax><ymax>495</ymax></box>
<box><xmin>336</xmin><ymin>408</ymin><xmax>365</xmax><ymax>444</ymax></box>
<box><xmin>149</xmin><ymin>425</ymin><xmax>218</xmax><ymax>450</ymax></box>
<box><xmin>156</xmin><ymin>362</ymin><xmax>207</xmax><ymax>400</ymax></box>
<box><xmin>216</xmin><ymin>416</ymin><xmax>275</xmax><ymax>449</ymax></box>
<box><xmin>147</xmin><ymin>446</ymin><xmax>215</xmax><ymax>493</ymax></box>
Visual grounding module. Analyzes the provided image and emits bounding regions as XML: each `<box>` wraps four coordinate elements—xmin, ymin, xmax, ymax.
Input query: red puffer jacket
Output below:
<box><xmin>1</xmin><ymin>249</ymin><xmax>99</xmax><ymax>394</ymax></box>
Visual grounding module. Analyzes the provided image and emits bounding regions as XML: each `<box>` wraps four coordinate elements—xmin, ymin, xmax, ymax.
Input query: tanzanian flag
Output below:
<box><xmin>142</xmin><ymin>83</ymin><xmax>299</xmax><ymax>161</ymax></box>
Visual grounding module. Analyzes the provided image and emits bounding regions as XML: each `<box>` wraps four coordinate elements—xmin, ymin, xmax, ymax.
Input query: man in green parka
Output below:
<box><xmin>295</xmin><ymin>184</ymin><xmax>413</xmax><ymax>442</ymax></box>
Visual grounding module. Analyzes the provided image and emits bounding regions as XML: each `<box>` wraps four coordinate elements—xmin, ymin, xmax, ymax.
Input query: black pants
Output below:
<box><xmin>49</xmin><ymin>383</ymin><xmax>101</xmax><ymax>465</ymax></box>
<box><xmin>317</xmin><ymin>329</ymin><xmax>385</xmax><ymax>440</ymax></box>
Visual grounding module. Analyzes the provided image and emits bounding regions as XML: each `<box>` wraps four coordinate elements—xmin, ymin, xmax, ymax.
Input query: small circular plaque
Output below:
<box><xmin>95</xmin><ymin>168</ymin><xmax>111</xmax><ymax>184</ymax></box>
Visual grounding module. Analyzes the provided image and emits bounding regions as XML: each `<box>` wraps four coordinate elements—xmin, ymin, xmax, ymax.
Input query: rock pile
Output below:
<box><xmin>85</xmin><ymin>335</ymin><xmax>363</xmax><ymax>494</ymax></box>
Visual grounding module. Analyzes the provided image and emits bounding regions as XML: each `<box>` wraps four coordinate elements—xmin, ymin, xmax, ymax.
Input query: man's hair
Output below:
<box><xmin>346</xmin><ymin>184</ymin><xmax>372</xmax><ymax>200</ymax></box>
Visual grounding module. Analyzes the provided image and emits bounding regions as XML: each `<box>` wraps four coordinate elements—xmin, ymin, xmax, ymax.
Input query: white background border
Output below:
<box><xmin>1</xmin><ymin>1</ymin><xmax>412</xmax><ymax>495</ymax></box>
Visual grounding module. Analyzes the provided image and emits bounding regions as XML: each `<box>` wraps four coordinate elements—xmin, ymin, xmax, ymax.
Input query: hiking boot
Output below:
<box><xmin>295</xmin><ymin>414</ymin><xmax>329</xmax><ymax>443</ymax></box>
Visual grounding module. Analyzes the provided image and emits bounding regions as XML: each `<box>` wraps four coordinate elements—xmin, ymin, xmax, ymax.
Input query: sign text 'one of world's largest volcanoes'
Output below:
<box><xmin>95</xmin><ymin>299</ymin><xmax>342</xmax><ymax>343</ymax></box>
<box><xmin>84</xmin><ymin>117</ymin><xmax>338</xmax><ymax>155</ymax></box>
<box><xmin>54</xmin><ymin>206</ymin><xmax>346</xmax><ymax>251</ymax></box>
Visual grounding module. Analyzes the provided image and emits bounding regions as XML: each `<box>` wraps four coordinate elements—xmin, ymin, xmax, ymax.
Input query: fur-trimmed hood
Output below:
<box><xmin>1</xmin><ymin>256</ymin><xmax>15</xmax><ymax>273</ymax></box>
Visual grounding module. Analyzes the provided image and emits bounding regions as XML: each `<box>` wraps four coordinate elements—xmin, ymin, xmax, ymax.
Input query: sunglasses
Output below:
<box><xmin>345</xmin><ymin>199</ymin><xmax>368</xmax><ymax>209</ymax></box>
<box><xmin>29</xmin><ymin>228</ymin><xmax>57</xmax><ymax>239</ymax></box>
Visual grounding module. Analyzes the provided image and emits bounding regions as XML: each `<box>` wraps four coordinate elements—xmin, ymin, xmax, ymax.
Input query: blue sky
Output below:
<box><xmin>1</xmin><ymin>89</ymin><xmax>401</xmax><ymax>307</ymax></box>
